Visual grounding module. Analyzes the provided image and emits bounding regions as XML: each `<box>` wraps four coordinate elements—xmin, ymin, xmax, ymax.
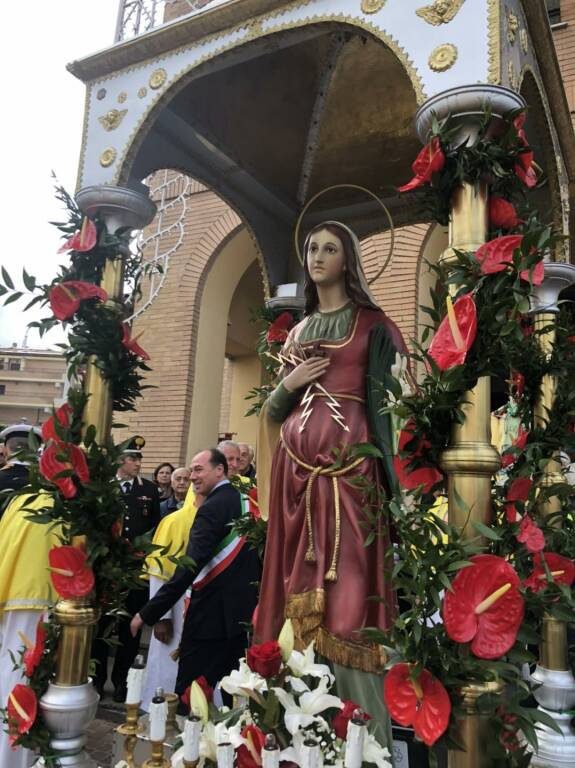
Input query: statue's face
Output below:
<box><xmin>306</xmin><ymin>228</ymin><xmax>346</xmax><ymax>288</ymax></box>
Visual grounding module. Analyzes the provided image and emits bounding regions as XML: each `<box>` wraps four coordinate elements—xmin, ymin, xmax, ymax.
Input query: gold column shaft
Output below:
<box><xmin>53</xmin><ymin>598</ymin><xmax>99</xmax><ymax>686</ymax></box>
<box><xmin>440</xmin><ymin>181</ymin><xmax>488</xmax><ymax>270</ymax></box>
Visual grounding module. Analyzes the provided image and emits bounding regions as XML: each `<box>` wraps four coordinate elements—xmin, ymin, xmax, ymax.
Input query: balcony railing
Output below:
<box><xmin>114</xmin><ymin>0</ymin><xmax>217</xmax><ymax>42</ymax></box>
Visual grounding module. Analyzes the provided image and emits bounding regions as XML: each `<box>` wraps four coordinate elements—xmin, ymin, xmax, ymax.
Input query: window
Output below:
<box><xmin>546</xmin><ymin>0</ymin><xmax>561</xmax><ymax>23</ymax></box>
<box><xmin>8</xmin><ymin>359</ymin><xmax>21</xmax><ymax>371</ymax></box>
<box><xmin>0</xmin><ymin>360</ymin><xmax>4</xmax><ymax>370</ymax></box>
<box><xmin>0</xmin><ymin>385</ymin><xmax>5</xmax><ymax>395</ymax></box>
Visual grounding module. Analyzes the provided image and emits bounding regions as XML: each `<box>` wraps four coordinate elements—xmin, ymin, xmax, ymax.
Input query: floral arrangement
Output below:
<box><xmin>370</xmin><ymin>107</ymin><xmax>575</xmax><ymax>764</ymax></box>
<box><xmin>0</xmin><ymin>188</ymin><xmax>164</xmax><ymax>762</ymax></box>
<box><xmin>172</xmin><ymin>621</ymin><xmax>392</xmax><ymax>768</ymax></box>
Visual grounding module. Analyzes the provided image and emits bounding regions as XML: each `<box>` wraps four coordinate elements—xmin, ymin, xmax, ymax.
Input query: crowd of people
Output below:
<box><xmin>0</xmin><ymin>424</ymin><xmax>259</xmax><ymax>766</ymax></box>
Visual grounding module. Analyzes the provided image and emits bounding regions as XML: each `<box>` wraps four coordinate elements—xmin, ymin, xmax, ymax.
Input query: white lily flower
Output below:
<box><xmin>362</xmin><ymin>732</ymin><xmax>393</xmax><ymax>768</ymax></box>
<box><xmin>273</xmin><ymin>677</ymin><xmax>343</xmax><ymax>735</ymax></box>
<box><xmin>286</xmin><ymin>641</ymin><xmax>334</xmax><ymax>684</ymax></box>
<box><xmin>220</xmin><ymin>659</ymin><xmax>268</xmax><ymax>699</ymax></box>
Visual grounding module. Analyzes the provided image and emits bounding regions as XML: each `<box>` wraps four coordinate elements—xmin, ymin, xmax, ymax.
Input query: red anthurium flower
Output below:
<box><xmin>247</xmin><ymin>486</ymin><xmax>260</xmax><ymax>520</ymax></box>
<box><xmin>428</xmin><ymin>294</ymin><xmax>477</xmax><ymax>371</ymax></box>
<box><xmin>476</xmin><ymin>235</ymin><xmax>523</xmax><ymax>275</ymax></box>
<box><xmin>266</xmin><ymin>312</ymin><xmax>294</xmax><ymax>344</ymax></box>
<box><xmin>501</xmin><ymin>426</ymin><xmax>529</xmax><ymax>469</ymax></box>
<box><xmin>524</xmin><ymin>552</ymin><xmax>575</xmax><ymax>592</ymax></box>
<box><xmin>517</xmin><ymin>515</ymin><xmax>545</xmax><ymax>553</ymax></box>
<box><xmin>237</xmin><ymin>724</ymin><xmax>266</xmax><ymax>768</ymax></box>
<box><xmin>39</xmin><ymin>442</ymin><xmax>89</xmax><ymax>498</ymax></box>
<box><xmin>7</xmin><ymin>684</ymin><xmax>37</xmax><ymax>745</ymax></box>
<box><xmin>20</xmin><ymin>619</ymin><xmax>46</xmax><ymax>678</ymax></box>
<box><xmin>510</xmin><ymin>372</ymin><xmax>525</xmax><ymax>398</ymax></box>
<box><xmin>111</xmin><ymin>519</ymin><xmax>123</xmax><ymax>538</ymax></box>
<box><xmin>507</xmin><ymin>476</ymin><xmax>532</xmax><ymax>502</ymax></box>
<box><xmin>181</xmin><ymin>675</ymin><xmax>214</xmax><ymax>710</ymax></box>
<box><xmin>121</xmin><ymin>323</ymin><xmax>150</xmax><ymax>361</ymax></box>
<box><xmin>333</xmin><ymin>700</ymin><xmax>371</xmax><ymax>740</ymax></box>
<box><xmin>489</xmin><ymin>197</ymin><xmax>522</xmax><ymax>230</ymax></box>
<box><xmin>514</xmin><ymin>112</ymin><xmax>527</xmax><ymax>133</ymax></box>
<box><xmin>515</xmin><ymin>154</ymin><xmax>537</xmax><ymax>189</ymax></box>
<box><xmin>393</xmin><ymin>420</ymin><xmax>442</xmax><ymax>493</ymax></box>
<box><xmin>48</xmin><ymin>545</ymin><xmax>95</xmax><ymax>599</ymax></box>
<box><xmin>58</xmin><ymin>217</ymin><xmax>98</xmax><ymax>253</ymax></box>
<box><xmin>398</xmin><ymin>138</ymin><xmax>445</xmax><ymax>192</ymax></box>
<box><xmin>519</xmin><ymin>258</ymin><xmax>544</xmax><ymax>285</ymax></box>
<box><xmin>49</xmin><ymin>280</ymin><xmax>108</xmax><ymax>321</ymax></box>
<box><xmin>246</xmin><ymin>640</ymin><xmax>282</xmax><ymax>678</ymax></box>
<box><xmin>384</xmin><ymin>663</ymin><xmax>451</xmax><ymax>746</ymax></box>
<box><xmin>42</xmin><ymin>403</ymin><xmax>73</xmax><ymax>444</ymax></box>
<box><xmin>443</xmin><ymin>554</ymin><xmax>524</xmax><ymax>658</ymax></box>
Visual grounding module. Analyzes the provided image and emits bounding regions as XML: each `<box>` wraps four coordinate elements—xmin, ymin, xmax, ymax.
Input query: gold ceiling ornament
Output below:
<box><xmin>294</xmin><ymin>184</ymin><xmax>395</xmax><ymax>285</ymax></box>
<box><xmin>506</xmin><ymin>8</ymin><xmax>519</xmax><ymax>44</ymax></box>
<box><xmin>360</xmin><ymin>0</ymin><xmax>386</xmax><ymax>14</ymax></box>
<box><xmin>520</xmin><ymin>28</ymin><xmax>529</xmax><ymax>54</ymax></box>
<box><xmin>100</xmin><ymin>147</ymin><xmax>117</xmax><ymax>168</ymax></box>
<box><xmin>416</xmin><ymin>0</ymin><xmax>465</xmax><ymax>25</ymax></box>
<box><xmin>138</xmin><ymin>87</ymin><xmax>148</xmax><ymax>98</ymax></box>
<box><xmin>508</xmin><ymin>60</ymin><xmax>517</xmax><ymax>90</ymax></box>
<box><xmin>428</xmin><ymin>43</ymin><xmax>458</xmax><ymax>72</ymax></box>
<box><xmin>149</xmin><ymin>68</ymin><xmax>167</xmax><ymax>90</ymax></box>
<box><xmin>117</xmin><ymin>92</ymin><xmax>128</xmax><ymax>104</ymax></box>
<box><xmin>98</xmin><ymin>108</ymin><xmax>128</xmax><ymax>132</ymax></box>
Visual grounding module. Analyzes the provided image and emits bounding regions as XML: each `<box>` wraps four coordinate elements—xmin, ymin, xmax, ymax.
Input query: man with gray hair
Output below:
<box><xmin>238</xmin><ymin>442</ymin><xmax>256</xmax><ymax>480</ymax></box>
<box><xmin>0</xmin><ymin>424</ymin><xmax>42</xmax><ymax>499</ymax></box>
<box><xmin>160</xmin><ymin>466</ymin><xmax>192</xmax><ymax>518</ymax></box>
<box><xmin>216</xmin><ymin>439</ymin><xmax>241</xmax><ymax>478</ymax></box>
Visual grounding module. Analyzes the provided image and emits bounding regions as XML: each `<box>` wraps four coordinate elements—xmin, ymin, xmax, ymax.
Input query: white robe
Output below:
<box><xmin>141</xmin><ymin>576</ymin><xmax>186</xmax><ymax>712</ymax></box>
<box><xmin>0</xmin><ymin>609</ymin><xmax>43</xmax><ymax>768</ymax></box>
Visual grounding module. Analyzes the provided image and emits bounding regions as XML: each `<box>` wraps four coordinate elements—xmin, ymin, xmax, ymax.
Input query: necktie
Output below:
<box><xmin>122</xmin><ymin>481</ymin><xmax>131</xmax><ymax>495</ymax></box>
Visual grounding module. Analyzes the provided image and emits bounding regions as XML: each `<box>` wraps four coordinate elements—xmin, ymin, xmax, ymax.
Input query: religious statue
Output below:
<box><xmin>255</xmin><ymin>221</ymin><xmax>408</xmax><ymax>725</ymax></box>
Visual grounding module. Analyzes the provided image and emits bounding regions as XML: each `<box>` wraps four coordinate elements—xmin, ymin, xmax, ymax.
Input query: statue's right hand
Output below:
<box><xmin>283</xmin><ymin>356</ymin><xmax>331</xmax><ymax>392</ymax></box>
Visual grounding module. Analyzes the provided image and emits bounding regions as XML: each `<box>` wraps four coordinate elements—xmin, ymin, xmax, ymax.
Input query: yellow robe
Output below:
<box><xmin>0</xmin><ymin>494</ymin><xmax>61</xmax><ymax>613</ymax></box>
<box><xmin>145</xmin><ymin>490</ymin><xmax>197</xmax><ymax>582</ymax></box>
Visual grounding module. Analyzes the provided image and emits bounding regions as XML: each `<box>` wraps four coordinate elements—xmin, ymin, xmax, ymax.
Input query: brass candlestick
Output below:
<box><xmin>182</xmin><ymin>761</ymin><xmax>200</xmax><ymax>768</ymax></box>
<box><xmin>142</xmin><ymin>739</ymin><xmax>170</xmax><ymax>768</ymax></box>
<box><xmin>165</xmin><ymin>692</ymin><xmax>180</xmax><ymax>735</ymax></box>
<box><xmin>117</xmin><ymin>702</ymin><xmax>144</xmax><ymax>767</ymax></box>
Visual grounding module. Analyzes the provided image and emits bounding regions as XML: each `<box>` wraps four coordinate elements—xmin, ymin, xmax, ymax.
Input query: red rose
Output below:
<box><xmin>122</xmin><ymin>323</ymin><xmax>150</xmax><ymax>361</ymax></box>
<box><xmin>428</xmin><ymin>294</ymin><xmax>477</xmax><ymax>371</ymax></box>
<box><xmin>237</xmin><ymin>725</ymin><xmax>266</xmax><ymax>768</ymax></box>
<box><xmin>7</xmin><ymin>684</ymin><xmax>37</xmax><ymax>745</ymax></box>
<box><xmin>58</xmin><ymin>217</ymin><xmax>98</xmax><ymax>253</ymax></box>
<box><xmin>398</xmin><ymin>138</ymin><xmax>445</xmax><ymax>192</ymax></box>
<box><xmin>517</xmin><ymin>515</ymin><xmax>545</xmax><ymax>553</ymax></box>
<box><xmin>384</xmin><ymin>664</ymin><xmax>451</xmax><ymax>746</ymax></box>
<box><xmin>49</xmin><ymin>545</ymin><xmax>95</xmax><ymax>599</ymax></box>
<box><xmin>489</xmin><ymin>198</ymin><xmax>521</xmax><ymax>230</ymax></box>
<box><xmin>393</xmin><ymin>419</ymin><xmax>442</xmax><ymax>493</ymax></box>
<box><xmin>42</xmin><ymin>403</ymin><xmax>73</xmax><ymax>444</ymax></box>
<box><xmin>332</xmin><ymin>700</ymin><xmax>371</xmax><ymax>740</ymax></box>
<box><xmin>49</xmin><ymin>280</ymin><xmax>108</xmax><ymax>321</ymax></box>
<box><xmin>266</xmin><ymin>312</ymin><xmax>294</xmax><ymax>344</ymax></box>
<box><xmin>246</xmin><ymin>640</ymin><xmax>282</xmax><ymax>678</ymax></box>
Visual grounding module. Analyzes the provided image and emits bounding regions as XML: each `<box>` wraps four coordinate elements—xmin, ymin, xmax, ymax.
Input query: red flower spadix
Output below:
<box><xmin>7</xmin><ymin>684</ymin><xmax>37</xmax><ymax>745</ymax></box>
<box><xmin>122</xmin><ymin>323</ymin><xmax>150</xmax><ymax>361</ymax></box>
<box><xmin>524</xmin><ymin>552</ymin><xmax>575</xmax><ymax>593</ymax></box>
<box><xmin>49</xmin><ymin>280</ymin><xmax>108</xmax><ymax>321</ymax></box>
<box><xmin>398</xmin><ymin>138</ymin><xmax>445</xmax><ymax>192</ymax></box>
<box><xmin>21</xmin><ymin>618</ymin><xmax>46</xmax><ymax>678</ymax></box>
<box><xmin>266</xmin><ymin>312</ymin><xmax>294</xmax><ymax>344</ymax></box>
<box><xmin>58</xmin><ymin>217</ymin><xmax>98</xmax><ymax>253</ymax></box>
<box><xmin>384</xmin><ymin>663</ymin><xmax>451</xmax><ymax>746</ymax></box>
<box><xmin>443</xmin><ymin>554</ymin><xmax>524</xmax><ymax>659</ymax></box>
<box><xmin>393</xmin><ymin>420</ymin><xmax>442</xmax><ymax>493</ymax></box>
<box><xmin>489</xmin><ymin>197</ymin><xmax>522</xmax><ymax>230</ymax></box>
<box><xmin>42</xmin><ymin>403</ymin><xmax>73</xmax><ymax>444</ymax></box>
<box><xmin>428</xmin><ymin>294</ymin><xmax>477</xmax><ymax>371</ymax></box>
<box><xmin>39</xmin><ymin>442</ymin><xmax>89</xmax><ymax>499</ymax></box>
<box><xmin>48</xmin><ymin>545</ymin><xmax>95</xmax><ymax>599</ymax></box>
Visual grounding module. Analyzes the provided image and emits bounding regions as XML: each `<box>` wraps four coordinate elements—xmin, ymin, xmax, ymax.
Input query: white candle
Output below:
<box><xmin>149</xmin><ymin>690</ymin><xmax>167</xmax><ymax>742</ymax></box>
<box><xmin>344</xmin><ymin>718</ymin><xmax>366</xmax><ymax>768</ymax></box>
<box><xmin>184</xmin><ymin>716</ymin><xmax>202</xmax><ymax>761</ymax></box>
<box><xmin>216</xmin><ymin>741</ymin><xmax>234</xmax><ymax>768</ymax></box>
<box><xmin>262</xmin><ymin>734</ymin><xmax>280</xmax><ymax>768</ymax></box>
<box><xmin>301</xmin><ymin>739</ymin><xmax>320</xmax><ymax>768</ymax></box>
<box><xmin>126</xmin><ymin>665</ymin><xmax>145</xmax><ymax>705</ymax></box>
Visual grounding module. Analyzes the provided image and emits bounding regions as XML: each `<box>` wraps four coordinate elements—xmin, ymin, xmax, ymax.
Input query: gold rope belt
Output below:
<box><xmin>281</xmin><ymin>434</ymin><xmax>364</xmax><ymax>582</ymax></box>
<box><xmin>312</xmin><ymin>392</ymin><xmax>366</xmax><ymax>404</ymax></box>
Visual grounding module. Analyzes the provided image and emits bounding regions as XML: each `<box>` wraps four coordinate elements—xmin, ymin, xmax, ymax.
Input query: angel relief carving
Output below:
<box><xmin>416</xmin><ymin>0</ymin><xmax>466</xmax><ymax>26</ymax></box>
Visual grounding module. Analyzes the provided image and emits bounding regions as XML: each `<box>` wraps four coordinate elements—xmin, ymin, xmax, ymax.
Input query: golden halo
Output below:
<box><xmin>294</xmin><ymin>184</ymin><xmax>395</xmax><ymax>285</ymax></box>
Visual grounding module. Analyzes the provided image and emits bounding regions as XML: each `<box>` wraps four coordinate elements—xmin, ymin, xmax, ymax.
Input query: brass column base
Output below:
<box><xmin>449</xmin><ymin>682</ymin><xmax>503</xmax><ymax>768</ymax></box>
<box><xmin>142</xmin><ymin>739</ymin><xmax>170</xmax><ymax>768</ymax></box>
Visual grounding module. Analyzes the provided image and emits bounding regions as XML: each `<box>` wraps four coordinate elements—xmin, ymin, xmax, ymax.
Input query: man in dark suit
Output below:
<box><xmin>0</xmin><ymin>425</ymin><xmax>42</xmax><ymax>510</ymax></box>
<box><xmin>92</xmin><ymin>436</ymin><xmax>161</xmax><ymax>702</ymax></box>
<box><xmin>130</xmin><ymin>448</ymin><xmax>259</xmax><ymax>706</ymax></box>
